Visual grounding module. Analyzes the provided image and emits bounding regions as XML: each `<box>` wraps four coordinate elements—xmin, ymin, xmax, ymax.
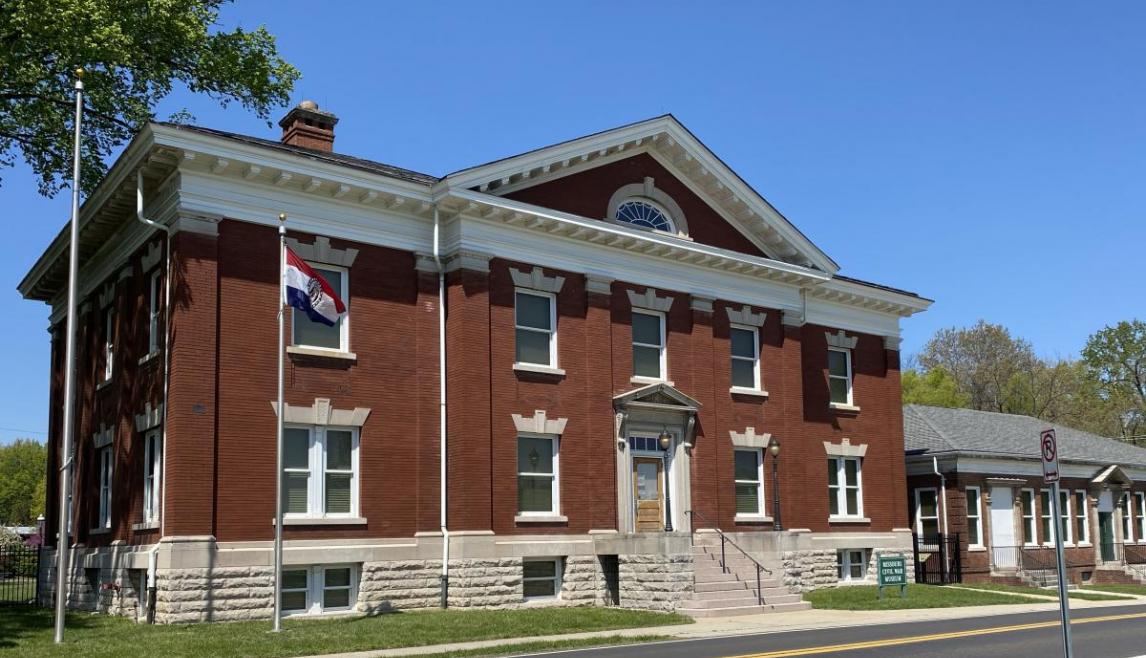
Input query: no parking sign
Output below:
<box><xmin>1041</xmin><ymin>428</ymin><xmax>1060</xmax><ymax>484</ymax></box>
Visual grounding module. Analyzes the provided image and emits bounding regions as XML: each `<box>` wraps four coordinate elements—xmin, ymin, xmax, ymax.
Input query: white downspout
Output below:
<box><xmin>136</xmin><ymin>171</ymin><xmax>171</xmax><ymax>623</ymax></box>
<box><xmin>932</xmin><ymin>456</ymin><xmax>949</xmax><ymax>537</ymax></box>
<box><xmin>433</xmin><ymin>205</ymin><xmax>449</xmax><ymax>608</ymax></box>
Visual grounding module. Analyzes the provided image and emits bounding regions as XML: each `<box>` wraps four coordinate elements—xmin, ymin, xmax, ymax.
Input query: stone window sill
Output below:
<box><xmin>286</xmin><ymin>346</ymin><xmax>358</xmax><ymax>362</ymax></box>
<box><xmin>279</xmin><ymin>517</ymin><xmax>368</xmax><ymax>526</ymax></box>
<box><xmin>513</xmin><ymin>363</ymin><xmax>566</xmax><ymax>377</ymax></box>
<box><xmin>630</xmin><ymin>376</ymin><xmax>674</xmax><ymax>387</ymax></box>
<box><xmin>734</xmin><ymin>514</ymin><xmax>773</xmax><ymax>523</ymax></box>
<box><xmin>138</xmin><ymin>351</ymin><xmax>162</xmax><ymax>366</ymax></box>
<box><xmin>132</xmin><ymin>521</ymin><xmax>159</xmax><ymax>532</ymax></box>
<box><xmin>729</xmin><ymin>387</ymin><xmax>769</xmax><ymax>399</ymax></box>
<box><xmin>968</xmin><ymin>546</ymin><xmax>987</xmax><ymax>552</ymax></box>
<box><xmin>828</xmin><ymin>516</ymin><xmax>871</xmax><ymax>524</ymax></box>
<box><xmin>515</xmin><ymin>514</ymin><xmax>568</xmax><ymax>524</ymax></box>
<box><xmin>829</xmin><ymin>402</ymin><xmax>861</xmax><ymax>413</ymax></box>
<box><xmin>88</xmin><ymin>528</ymin><xmax>111</xmax><ymax>535</ymax></box>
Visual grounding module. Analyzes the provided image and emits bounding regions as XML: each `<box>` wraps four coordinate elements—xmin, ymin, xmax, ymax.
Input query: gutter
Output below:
<box><xmin>432</xmin><ymin>205</ymin><xmax>449</xmax><ymax>608</ymax></box>
<box><xmin>136</xmin><ymin>171</ymin><xmax>171</xmax><ymax>623</ymax></box>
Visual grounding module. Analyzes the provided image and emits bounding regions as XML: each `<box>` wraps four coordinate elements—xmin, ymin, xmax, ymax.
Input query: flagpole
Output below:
<box><xmin>273</xmin><ymin>213</ymin><xmax>286</xmax><ymax>631</ymax></box>
<box><xmin>54</xmin><ymin>67</ymin><xmax>85</xmax><ymax>645</ymax></box>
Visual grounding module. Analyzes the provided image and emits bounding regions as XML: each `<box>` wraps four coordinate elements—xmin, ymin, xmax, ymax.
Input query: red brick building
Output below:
<box><xmin>905</xmin><ymin>405</ymin><xmax>1146</xmax><ymax>587</ymax></box>
<box><xmin>21</xmin><ymin>105</ymin><xmax>930</xmax><ymax>622</ymax></box>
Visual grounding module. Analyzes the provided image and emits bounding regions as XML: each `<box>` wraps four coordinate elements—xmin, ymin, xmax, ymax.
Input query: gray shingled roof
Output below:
<box><xmin>903</xmin><ymin>404</ymin><xmax>1146</xmax><ymax>468</ymax></box>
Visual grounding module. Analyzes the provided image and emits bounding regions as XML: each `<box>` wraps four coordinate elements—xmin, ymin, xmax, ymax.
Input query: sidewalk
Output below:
<box><xmin>325</xmin><ymin>596</ymin><xmax>1146</xmax><ymax>658</ymax></box>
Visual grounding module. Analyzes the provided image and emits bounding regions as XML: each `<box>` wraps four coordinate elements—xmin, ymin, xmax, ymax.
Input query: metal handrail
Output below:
<box><xmin>685</xmin><ymin>509</ymin><xmax>773</xmax><ymax>606</ymax></box>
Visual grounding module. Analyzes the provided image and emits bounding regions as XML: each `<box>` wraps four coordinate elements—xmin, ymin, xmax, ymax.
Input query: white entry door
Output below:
<box><xmin>990</xmin><ymin>486</ymin><xmax>1017</xmax><ymax>568</ymax></box>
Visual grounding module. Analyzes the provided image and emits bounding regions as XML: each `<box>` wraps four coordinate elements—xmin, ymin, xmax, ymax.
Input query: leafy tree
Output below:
<box><xmin>1082</xmin><ymin>320</ymin><xmax>1146</xmax><ymax>438</ymax></box>
<box><xmin>0</xmin><ymin>439</ymin><xmax>47</xmax><ymax>526</ymax></box>
<box><xmin>1</xmin><ymin>0</ymin><xmax>299</xmax><ymax>195</ymax></box>
<box><xmin>902</xmin><ymin>366</ymin><xmax>969</xmax><ymax>408</ymax></box>
<box><xmin>918</xmin><ymin>320</ymin><xmax>1038</xmax><ymax>413</ymax></box>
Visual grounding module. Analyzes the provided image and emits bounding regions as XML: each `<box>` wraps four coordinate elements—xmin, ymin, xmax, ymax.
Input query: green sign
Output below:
<box><xmin>877</xmin><ymin>555</ymin><xmax>907</xmax><ymax>599</ymax></box>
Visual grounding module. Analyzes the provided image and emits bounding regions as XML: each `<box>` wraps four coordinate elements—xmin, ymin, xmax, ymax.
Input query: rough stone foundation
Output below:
<box><xmin>618</xmin><ymin>553</ymin><xmax>694</xmax><ymax>611</ymax></box>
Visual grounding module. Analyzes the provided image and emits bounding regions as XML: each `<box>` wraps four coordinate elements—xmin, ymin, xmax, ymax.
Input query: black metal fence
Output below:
<box><xmin>0</xmin><ymin>544</ymin><xmax>41</xmax><ymax>606</ymax></box>
<box><xmin>913</xmin><ymin>533</ymin><xmax>962</xmax><ymax>584</ymax></box>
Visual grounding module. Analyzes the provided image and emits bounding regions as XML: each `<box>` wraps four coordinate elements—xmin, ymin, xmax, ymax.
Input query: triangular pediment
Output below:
<box><xmin>442</xmin><ymin>115</ymin><xmax>838</xmax><ymax>273</ymax></box>
<box><xmin>613</xmin><ymin>382</ymin><xmax>701</xmax><ymax>412</ymax></box>
<box><xmin>1093</xmin><ymin>464</ymin><xmax>1134</xmax><ymax>486</ymax></box>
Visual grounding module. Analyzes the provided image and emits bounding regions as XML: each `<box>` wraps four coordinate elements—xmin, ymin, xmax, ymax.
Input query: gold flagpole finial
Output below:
<box><xmin>74</xmin><ymin>67</ymin><xmax>84</xmax><ymax>79</ymax></box>
<box><xmin>278</xmin><ymin>212</ymin><xmax>287</xmax><ymax>223</ymax></box>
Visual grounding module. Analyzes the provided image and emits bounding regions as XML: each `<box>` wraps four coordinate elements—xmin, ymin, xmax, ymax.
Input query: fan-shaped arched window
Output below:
<box><xmin>614</xmin><ymin>200</ymin><xmax>674</xmax><ymax>233</ymax></box>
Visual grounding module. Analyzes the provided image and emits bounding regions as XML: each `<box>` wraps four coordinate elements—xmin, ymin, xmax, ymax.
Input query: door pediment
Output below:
<box><xmin>613</xmin><ymin>382</ymin><xmax>701</xmax><ymax>413</ymax></box>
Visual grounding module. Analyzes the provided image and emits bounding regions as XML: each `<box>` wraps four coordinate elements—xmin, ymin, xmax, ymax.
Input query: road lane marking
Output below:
<box><xmin>728</xmin><ymin>611</ymin><xmax>1146</xmax><ymax>657</ymax></box>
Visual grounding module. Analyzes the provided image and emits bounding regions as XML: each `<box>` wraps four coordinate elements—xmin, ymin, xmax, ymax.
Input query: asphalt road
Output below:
<box><xmin>525</xmin><ymin>605</ymin><xmax>1146</xmax><ymax>658</ymax></box>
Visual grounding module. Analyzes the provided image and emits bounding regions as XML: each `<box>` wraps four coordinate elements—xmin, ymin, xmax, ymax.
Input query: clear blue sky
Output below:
<box><xmin>2</xmin><ymin>1</ymin><xmax>1143</xmax><ymax>444</ymax></box>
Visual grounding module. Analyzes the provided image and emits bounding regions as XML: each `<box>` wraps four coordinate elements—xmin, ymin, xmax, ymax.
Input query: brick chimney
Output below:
<box><xmin>278</xmin><ymin>100</ymin><xmax>339</xmax><ymax>152</ymax></box>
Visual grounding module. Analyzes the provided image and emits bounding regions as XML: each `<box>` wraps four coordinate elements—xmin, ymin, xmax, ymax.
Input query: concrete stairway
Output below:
<box><xmin>678</xmin><ymin>537</ymin><xmax>810</xmax><ymax>618</ymax></box>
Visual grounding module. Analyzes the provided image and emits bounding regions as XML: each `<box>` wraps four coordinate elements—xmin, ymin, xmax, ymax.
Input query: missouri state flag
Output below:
<box><xmin>283</xmin><ymin>247</ymin><xmax>346</xmax><ymax>326</ymax></box>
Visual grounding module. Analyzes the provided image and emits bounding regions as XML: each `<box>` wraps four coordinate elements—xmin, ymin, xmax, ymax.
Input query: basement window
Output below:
<box><xmin>280</xmin><ymin>565</ymin><xmax>358</xmax><ymax>616</ymax></box>
<box><xmin>837</xmin><ymin>549</ymin><xmax>867</xmax><ymax>582</ymax></box>
<box><xmin>523</xmin><ymin>558</ymin><xmax>563</xmax><ymax>601</ymax></box>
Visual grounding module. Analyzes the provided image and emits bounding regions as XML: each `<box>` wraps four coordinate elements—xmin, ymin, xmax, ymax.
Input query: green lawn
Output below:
<box><xmin>0</xmin><ymin>606</ymin><xmax>690</xmax><ymax>658</ymax></box>
<box><xmin>951</xmin><ymin>583</ymin><xmax>1136</xmax><ymax>602</ymax></box>
<box><xmin>805</xmin><ymin>584</ymin><xmax>1048</xmax><ymax>610</ymax></box>
<box><xmin>1081</xmin><ymin>584</ymin><xmax>1146</xmax><ymax>597</ymax></box>
<box><xmin>409</xmin><ymin>635</ymin><xmax>671</xmax><ymax>658</ymax></box>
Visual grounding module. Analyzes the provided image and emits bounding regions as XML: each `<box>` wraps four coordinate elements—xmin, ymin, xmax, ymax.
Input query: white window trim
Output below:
<box><xmin>516</xmin><ymin>433</ymin><xmax>560</xmax><ymax>518</ymax></box>
<box><xmin>1039</xmin><ymin>489</ymin><xmax>1056</xmax><ymax>547</ymax></box>
<box><xmin>631</xmin><ymin>308</ymin><xmax>667</xmax><ymax>382</ymax></box>
<box><xmin>1058</xmin><ymin>489</ymin><xmax>1074</xmax><ymax>547</ymax></box>
<box><xmin>522</xmin><ymin>557</ymin><xmax>563</xmax><ymax>602</ymax></box>
<box><xmin>283</xmin><ymin>425</ymin><xmax>360</xmax><ymax>520</ymax></box>
<box><xmin>98</xmin><ymin>446</ymin><xmax>113</xmax><ymax>530</ymax></box>
<box><xmin>514</xmin><ymin>288</ymin><xmax>558</xmax><ymax>369</ymax></box>
<box><xmin>827</xmin><ymin>347</ymin><xmax>853</xmax><ymax>407</ymax></box>
<box><xmin>147</xmin><ymin>269</ymin><xmax>161</xmax><ymax>355</ymax></box>
<box><xmin>966</xmin><ymin>486</ymin><xmax>983</xmax><ymax>548</ymax></box>
<box><xmin>142</xmin><ymin>429</ymin><xmax>162</xmax><ymax>524</ymax></box>
<box><xmin>290</xmin><ymin>261</ymin><xmax>350</xmax><ymax>354</ymax></box>
<box><xmin>729</xmin><ymin>324</ymin><xmax>761</xmax><ymax>392</ymax></box>
<box><xmin>1074</xmin><ymin>490</ymin><xmax>1091</xmax><ymax>546</ymax></box>
<box><xmin>837</xmin><ymin>549</ymin><xmax>868</xmax><ymax>583</ymax></box>
<box><xmin>734</xmin><ymin>448</ymin><xmax>765</xmax><ymax>518</ymax></box>
<box><xmin>102</xmin><ymin>306</ymin><xmax>115</xmax><ymax>383</ymax></box>
<box><xmin>281</xmin><ymin>564</ymin><xmax>359</xmax><ymax>617</ymax></box>
<box><xmin>829</xmin><ymin>456</ymin><xmax>864</xmax><ymax>519</ymax></box>
<box><xmin>1021</xmin><ymin>488</ymin><xmax>1037</xmax><ymax>546</ymax></box>
<box><xmin>914</xmin><ymin>487</ymin><xmax>939</xmax><ymax>537</ymax></box>
<box><xmin>1121</xmin><ymin>493</ymin><xmax>1135</xmax><ymax>544</ymax></box>
<box><xmin>1136</xmin><ymin>492</ymin><xmax>1146</xmax><ymax>545</ymax></box>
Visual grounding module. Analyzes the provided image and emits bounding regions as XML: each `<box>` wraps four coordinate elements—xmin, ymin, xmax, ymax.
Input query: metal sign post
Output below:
<box><xmin>1041</xmin><ymin>428</ymin><xmax>1073</xmax><ymax>658</ymax></box>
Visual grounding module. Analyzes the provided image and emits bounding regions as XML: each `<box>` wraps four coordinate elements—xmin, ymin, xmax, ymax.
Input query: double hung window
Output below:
<box><xmin>631</xmin><ymin>310</ymin><xmax>666</xmax><ymax>380</ymax></box>
<box><xmin>1040</xmin><ymin>490</ymin><xmax>1054</xmax><ymax>544</ymax></box>
<box><xmin>1121</xmin><ymin>493</ymin><xmax>1135</xmax><ymax>543</ymax></box>
<box><xmin>148</xmin><ymin>269</ymin><xmax>162</xmax><ymax>354</ymax></box>
<box><xmin>827</xmin><ymin>348</ymin><xmax>852</xmax><ymax>405</ymax></box>
<box><xmin>514</xmin><ymin>290</ymin><xmax>557</xmax><ymax>368</ymax></box>
<box><xmin>1058</xmin><ymin>489</ymin><xmax>1073</xmax><ymax>545</ymax></box>
<box><xmin>142</xmin><ymin>429</ymin><xmax>162</xmax><ymax>524</ymax></box>
<box><xmin>97</xmin><ymin>447</ymin><xmax>113</xmax><ymax>529</ymax></box>
<box><xmin>1074</xmin><ymin>491</ymin><xmax>1089</xmax><ymax>544</ymax></box>
<box><xmin>292</xmin><ymin>264</ymin><xmax>348</xmax><ymax>351</ymax></box>
<box><xmin>733</xmin><ymin>449</ymin><xmax>764</xmax><ymax>517</ymax></box>
<box><xmin>966</xmin><ymin>487</ymin><xmax>982</xmax><ymax>547</ymax></box>
<box><xmin>729</xmin><ymin>326</ymin><xmax>760</xmax><ymax>390</ymax></box>
<box><xmin>837</xmin><ymin>549</ymin><xmax>867</xmax><ymax>582</ymax></box>
<box><xmin>1137</xmin><ymin>493</ymin><xmax>1145</xmax><ymax>543</ymax></box>
<box><xmin>517</xmin><ymin>435</ymin><xmax>559</xmax><ymax>515</ymax></box>
<box><xmin>282</xmin><ymin>426</ymin><xmax>359</xmax><ymax>518</ymax></box>
<box><xmin>102</xmin><ymin>307</ymin><xmax>115</xmax><ymax>382</ymax></box>
<box><xmin>1021</xmin><ymin>489</ymin><xmax>1036</xmax><ymax>545</ymax></box>
<box><xmin>915</xmin><ymin>488</ymin><xmax>939</xmax><ymax>536</ymax></box>
<box><xmin>829</xmin><ymin>457</ymin><xmax>863</xmax><ymax>518</ymax></box>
